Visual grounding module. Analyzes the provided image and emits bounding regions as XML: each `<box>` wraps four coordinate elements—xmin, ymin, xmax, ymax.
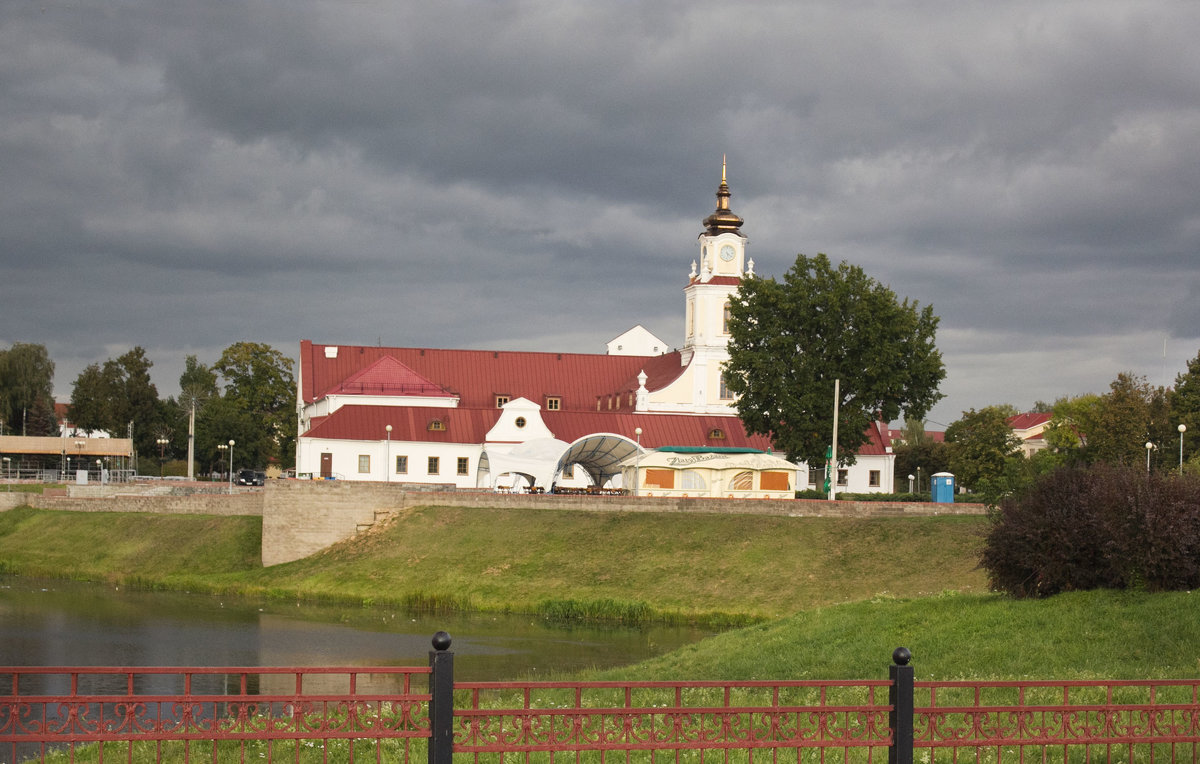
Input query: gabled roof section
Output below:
<box><xmin>327</xmin><ymin>355</ymin><xmax>454</xmax><ymax>399</ymax></box>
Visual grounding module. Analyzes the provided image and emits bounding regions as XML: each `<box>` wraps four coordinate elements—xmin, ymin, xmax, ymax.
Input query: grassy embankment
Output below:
<box><xmin>3</xmin><ymin>504</ymin><xmax>1199</xmax><ymax>679</ymax></box>
<box><xmin>0</xmin><ymin>504</ymin><xmax>985</xmax><ymax>624</ymax></box>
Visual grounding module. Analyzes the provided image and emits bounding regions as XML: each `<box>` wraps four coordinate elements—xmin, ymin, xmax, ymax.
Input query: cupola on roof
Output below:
<box><xmin>701</xmin><ymin>157</ymin><xmax>745</xmax><ymax>237</ymax></box>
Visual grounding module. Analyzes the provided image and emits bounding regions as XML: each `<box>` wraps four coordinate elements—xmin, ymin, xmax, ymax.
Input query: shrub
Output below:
<box><xmin>982</xmin><ymin>464</ymin><xmax>1200</xmax><ymax>597</ymax></box>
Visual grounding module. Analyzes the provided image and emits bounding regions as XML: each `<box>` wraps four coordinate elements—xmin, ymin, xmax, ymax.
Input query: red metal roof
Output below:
<box><xmin>300</xmin><ymin>341</ymin><xmax>688</xmax><ymax>410</ymax></box>
<box><xmin>305</xmin><ymin>405</ymin><xmax>495</xmax><ymax>444</ymax></box>
<box><xmin>299</xmin><ymin>341</ymin><xmax>891</xmax><ymax>459</ymax></box>
<box><xmin>542</xmin><ymin>411</ymin><xmax>774</xmax><ymax>451</ymax></box>
<box><xmin>1007</xmin><ymin>412</ymin><xmax>1052</xmax><ymax>431</ymax></box>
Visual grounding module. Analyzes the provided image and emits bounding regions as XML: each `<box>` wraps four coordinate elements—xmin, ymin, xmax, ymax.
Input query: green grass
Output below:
<box><xmin>595</xmin><ymin>588</ymin><xmax>1200</xmax><ymax>680</ymax></box>
<box><xmin>0</xmin><ymin>505</ymin><xmax>261</xmax><ymax>583</ymax></box>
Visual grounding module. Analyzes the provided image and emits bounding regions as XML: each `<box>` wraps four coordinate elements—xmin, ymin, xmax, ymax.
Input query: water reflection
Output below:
<box><xmin>0</xmin><ymin>577</ymin><xmax>712</xmax><ymax>680</ymax></box>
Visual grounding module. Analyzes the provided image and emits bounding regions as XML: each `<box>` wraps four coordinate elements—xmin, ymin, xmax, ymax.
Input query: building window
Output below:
<box><xmin>723</xmin><ymin>302</ymin><xmax>732</xmax><ymax>334</ymax></box>
<box><xmin>761</xmin><ymin>471</ymin><xmax>790</xmax><ymax>491</ymax></box>
<box><xmin>395</xmin><ymin>455</ymin><xmax>408</xmax><ymax>474</ymax></box>
<box><xmin>808</xmin><ymin>470</ymin><xmax>818</xmax><ymax>487</ymax></box>
<box><xmin>837</xmin><ymin>469</ymin><xmax>848</xmax><ymax>486</ymax></box>
<box><xmin>645</xmin><ymin>469</ymin><xmax>675</xmax><ymax>489</ymax></box>
<box><xmin>719</xmin><ymin>364</ymin><xmax>734</xmax><ymax>400</ymax></box>
<box><xmin>428</xmin><ymin>420</ymin><xmax>445</xmax><ymax>431</ymax></box>
<box><xmin>358</xmin><ymin>455</ymin><xmax>370</xmax><ymax>473</ymax></box>
<box><xmin>681</xmin><ymin>470</ymin><xmax>707</xmax><ymax>491</ymax></box>
<box><xmin>428</xmin><ymin>456</ymin><xmax>439</xmax><ymax>474</ymax></box>
<box><xmin>546</xmin><ymin>397</ymin><xmax>561</xmax><ymax>411</ymax></box>
<box><xmin>562</xmin><ymin>464</ymin><xmax>574</xmax><ymax>479</ymax></box>
<box><xmin>709</xmin><ymin>428</ymin><xmax>725</xmax><ymax>440</ymax></box>
<box><xmin>869</xmin><ymin>470</ymin><xmax>881</xmax><ymax>487</ymax></box>
<box><xmin>515</xmin><ymin>417</ymin><xmax>526</xmax><ymax>428</ymax></box>
<box><xmin>730</xmin><ymin>471</ymin><xmax>753</xmax><ymax>490</ymax></box>
<box><xmin>495</xmin><ymin>395</ymin><xmax>509</xmax><ymax>408</ymax></box>
<box><xmin>457</xmin><ymin>457</ymin><xmax>469</xmax><ymax>476</ymax></box>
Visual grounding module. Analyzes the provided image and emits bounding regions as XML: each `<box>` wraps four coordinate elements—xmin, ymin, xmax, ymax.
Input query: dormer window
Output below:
<box><xmin>428</xmin><ymin>419</ymin><xmax>446</xmax><ymax>432</ymax></box>
<box><xmin>495</xmin><ymin>395</ymin><xmax>510</xmax><ymax>408</ymax></box>
<box><xmin>546</xmin><ymin>397</ymin><xmax>561</xmax><ymax>411</ymax></box>
<box><xmin>709</xmin><ymin>428</ymin><xmax>725</xmax><ymax>440</ymax></box>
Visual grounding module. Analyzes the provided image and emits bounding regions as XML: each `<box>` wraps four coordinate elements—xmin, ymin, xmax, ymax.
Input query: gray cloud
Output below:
<box><xmin>3</xmin><ymin>1</ymin><xmax>1199</xmax><ymax>426</ymax></box>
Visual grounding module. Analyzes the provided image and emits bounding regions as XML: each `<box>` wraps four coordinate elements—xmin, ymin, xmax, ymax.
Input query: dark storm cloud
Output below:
<box><xmin>2</xmin><ymin>1</ymin><xmax>1199</xmax><ymax>424</ymax></box>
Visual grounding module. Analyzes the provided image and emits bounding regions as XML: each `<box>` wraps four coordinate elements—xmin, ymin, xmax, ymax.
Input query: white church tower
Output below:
<box><xmin>679</xmin><ymin>158</ymin><xmax>750</xmax><ymax>411</ymax></box>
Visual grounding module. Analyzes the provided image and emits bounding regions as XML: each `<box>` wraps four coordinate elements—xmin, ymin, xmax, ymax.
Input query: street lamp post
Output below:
<box><xmin>1146</xmin><ymin>441</ymin><xmax>1154</xmax><ymax>473</ymax></box>
<box><xmin>156</xmin><ymin>437</ymin><xmax>169</xmax><ymax>477</ymax></box>
<box><xmin>2</xmin><ymin>457</ymin><xmax>10</xmax><ymax>491</ymax></box>
<box><xmin>633</xmin><ymin>427</ymin><xmax>643</xmax><ymax>497</ymax></box>
<box><xmin>385</xmin><ymin>425</ymin><xmax>393</xmax><ymax>483</ymax></box>
<box><xmin>1179</xmin><ymin>424</ymin><xmax>1187</xmax><ymax>474</ymax></box>
<box><xmin>908</xmin><ymin>474</ymin><xmax>915</xmax><ymax>494</ymax></box>
<box><xmin>227</xmin><ymin>440</ymin><xmax>235</xmax><ymax>494</ymax></box>
<box><xmin>216</xmin><ymin>443</ymin><xmax>228</xmax><ymax>482</ymax></box>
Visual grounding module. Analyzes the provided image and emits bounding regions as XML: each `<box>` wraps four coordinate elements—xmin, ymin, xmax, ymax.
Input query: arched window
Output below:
<box><xmin>730</xmin><ymin>471</ymin><xmax>754</xmax><ymax>491</ymax></box>
<box><xmin>723</xmin><ymin>302</ymin><xmax>732</xmax><ymax>334</ymax></box>
<box><xmin>681</xmin><ymin>470</ymin><xmax>707</xmax><ymax>491</ymax></box>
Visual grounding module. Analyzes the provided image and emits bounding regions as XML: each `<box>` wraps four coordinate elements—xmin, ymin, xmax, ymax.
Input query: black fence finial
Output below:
<box><xmin>889</xmin><ymin>647</ymin><xmax>914</xmax><ymax>764</ymax></box>
<box><xmin>428</xmin><ymin>632</ymin><xmax>454</xmax><ymax>764</ymax></box>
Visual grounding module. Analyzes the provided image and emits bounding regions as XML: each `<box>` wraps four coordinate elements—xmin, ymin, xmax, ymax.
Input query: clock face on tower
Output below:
<box><xmin>719</xmin><ymin>244</ymin><xmax>736</xmax><ymax>262</ymax></box>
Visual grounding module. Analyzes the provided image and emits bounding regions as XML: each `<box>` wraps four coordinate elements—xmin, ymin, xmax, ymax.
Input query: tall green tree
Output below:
<box><xmin>0</xmin><ymin>343</ymin><xmax>56</xmax><ymax>435</ymax></box>
<box><xmin>1043</xmin><ymin>393</ymin><xmax>1102</xmax><ymax>463</ymax></box>
<box><xmin>214</xmin><ymin>342</ymin><xmax>296</xmax><ymax>468</ymax></box>
<box><xmin>68</xmin><ymin>347</ymin><xmax>162</xmax><ymax>456</ymax></box>
<box><xmin>944</xmin><ymin>405</ymin><xmax>1022</xmax><ymax>501</ymax></box>
<box><xmin>1088</xmin><ymin>373</ymin><xmax>1170</xmax><ymax>469</ymax></box>
<box><xmin>724</xmin><ymin>253</ymin><xmax>945</xmax><ymax>468</ymax></box>
<box><xmin>1172</xmin><ymin>349</ymin><xmax>1200</xmax><ymax>464</ymax></box>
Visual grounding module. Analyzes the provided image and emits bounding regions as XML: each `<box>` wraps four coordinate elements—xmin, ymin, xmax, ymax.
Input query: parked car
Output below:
<box><xmin>236</xmin><ymin>469</ymin><xmax>265</xmax><ymax>486</ymax></box>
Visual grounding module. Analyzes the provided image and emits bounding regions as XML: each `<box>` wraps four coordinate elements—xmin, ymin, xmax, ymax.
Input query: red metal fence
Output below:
<box><xmin>4</xmin><ymin>636</ymin><xmax>1200</xmax><ymax>764</ymax></box>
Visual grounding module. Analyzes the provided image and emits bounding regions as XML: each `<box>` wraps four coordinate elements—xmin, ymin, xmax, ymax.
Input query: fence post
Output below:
<box><xmin>428</xmin><ymin>631</ymin><xmax>454</xmax><ymax>764</ymax></box>
<box><xmin>888</xmin><ymin>647</ymin><xmax>913</xmax><ymax>764</ymax></box>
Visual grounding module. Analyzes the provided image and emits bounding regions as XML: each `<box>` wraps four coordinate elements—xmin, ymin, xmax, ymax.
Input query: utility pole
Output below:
<box><xmin>829</xmin><ymin>378</ymin><xmax>840</xmax><ymax>501</ymax></box>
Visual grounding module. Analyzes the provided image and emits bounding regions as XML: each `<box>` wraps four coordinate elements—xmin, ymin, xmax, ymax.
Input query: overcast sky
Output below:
<box><xmin>4</xmin><ymin>2</ymin><xmax>1199</xmax><ymax>428</ymax></box>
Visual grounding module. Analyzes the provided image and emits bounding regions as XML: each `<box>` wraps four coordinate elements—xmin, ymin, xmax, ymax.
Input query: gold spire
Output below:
<box><xmin>702</xmin><ymin>157</ymin><xmax>744</xmax><ymax>236</ymax></box>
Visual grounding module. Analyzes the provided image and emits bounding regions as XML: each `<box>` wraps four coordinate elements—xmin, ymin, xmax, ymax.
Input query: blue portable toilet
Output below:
<box><xmin>931</xmin><ymin>472</ymin><xmax>955</xmax><ymax>503</ymax></box>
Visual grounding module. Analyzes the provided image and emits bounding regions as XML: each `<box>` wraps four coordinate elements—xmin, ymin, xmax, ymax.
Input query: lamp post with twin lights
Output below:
<box><xmin>217</xmin><ymin>440</ymin><xmax>235</xmax><ymax>493</ymax></box>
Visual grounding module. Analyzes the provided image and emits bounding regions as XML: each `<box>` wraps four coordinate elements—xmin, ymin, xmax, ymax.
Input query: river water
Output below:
<box><xmin>0</xmin><ymin>576</ymin><xmax>712</xmax><ymax>680</ymax></box>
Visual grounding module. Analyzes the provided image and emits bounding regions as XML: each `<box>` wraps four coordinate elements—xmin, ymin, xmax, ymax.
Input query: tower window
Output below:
<box><xmin>723</xmin><ymin>302</ymin><xmax>732</xmax><ymax>334</ymax></box>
